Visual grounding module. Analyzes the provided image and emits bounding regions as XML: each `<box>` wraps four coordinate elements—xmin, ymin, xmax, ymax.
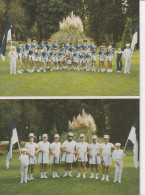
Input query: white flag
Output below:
<box><xmin>131</xmin><ymin>26</ymin><xmax>138</xmax><ymax>52</ymax></box>
<box><xmin>6</xmin><ymin>118</ymin><xmax>19</xmax><ymax>169</ymax></box>
<box><xmin>128</xmin><ymin>124</ymin><xmax>138</xmax><ymax>168</ymax></box>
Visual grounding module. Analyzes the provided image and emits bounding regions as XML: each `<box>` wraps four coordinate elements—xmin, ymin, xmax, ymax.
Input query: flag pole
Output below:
<box><xmin>124</xmin><ymin>137</ymin><xmax>129</xmax><ymax>150</ymax></box>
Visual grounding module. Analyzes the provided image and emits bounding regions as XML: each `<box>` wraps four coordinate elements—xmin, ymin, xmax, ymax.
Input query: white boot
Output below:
<box><xmin>101</xmin><ymin>174</ymin><xmax>105</xmax><ymax>181</ymax></box>
<box><xmin>52</xmin><ymin>172</ymin><xmax>56</xmax><ymax>178</ymax></box>
<box><xmin>63</xmin><ymin>171</ymin><xmax>68</xmax><ymax>177</ymax></box>
<box><xmin>76</xmin><ymin>173</ymin><xmax>81</xmax><ymax>178</ymax></box>
<box><xmin>40</xmin><ymin>172</ymin><xmax>44</xmax><ymax>179</ymax></box>
<box><xmin>95</xmin><ymin>173</ymin><xmax>99</xmax><ymax>180</ymax></box>
<box><xmin>44</xmin><ymin>172</ymin><xmax>48</xmax><ymax>178</ymax></box>
<box><xmin>89</xmin><ymin>173</ymin><xmax>94</xmax><ymax>179</ymax></box>
<box><xmin>27</xmin><ymin>174</ymin><xmax>31</xmax><ymax>180</ymax></box>
<box><xmin>55</xmin><ymin>172</ymin><xmax>60</xmax><ymax>178</ymax></box>
<box><xmin>30</xmin><ymin>174</ymin><xmax>34</xmax><ymax>180</ymax></box>
<box><xmin>83</xmin><ymin>173</ymin><xmax>86</xmax><ymax>178</ymax></box>
<box><xmin>69</xmin><ymin>171</ymin><xmax>72</xmax><ymax>177</ymax></box>
<box><xmin>106</xmin><ymin>175</ymin><xmax>109</xmax><ymax>181</ymax></box>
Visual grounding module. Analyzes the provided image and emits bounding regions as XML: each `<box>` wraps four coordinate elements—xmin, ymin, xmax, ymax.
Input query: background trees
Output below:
<box><xmin>0</xmin><ymin>0</ymin><xmax>139</xmax><ymax>45</ymax></box>
<box><xmin>0</xmin><ymin>99</ymin><xmax>139</xmax><ymax>145</ymax></box>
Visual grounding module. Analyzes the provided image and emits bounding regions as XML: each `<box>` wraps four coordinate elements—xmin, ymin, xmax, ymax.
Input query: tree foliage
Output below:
<box><xmin>0</xmin><ymin>0</ymin><xmax>139</xmax><ymax>45</ymax></box>
<box><xmin>0</xmin><ymin>100</ymin><xmax>139</xmax><ymax>145</ymax></box>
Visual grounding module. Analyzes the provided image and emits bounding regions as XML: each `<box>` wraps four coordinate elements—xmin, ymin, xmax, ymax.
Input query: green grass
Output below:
<box><xmin>0</xmin><ymin>50</ymin><xmax>139</xmax><ymax>96</ymax></box>
<box><xmin>0</xmin><ymin>150</ymin><xmax>139</xmax><ymax>195</ymax></box>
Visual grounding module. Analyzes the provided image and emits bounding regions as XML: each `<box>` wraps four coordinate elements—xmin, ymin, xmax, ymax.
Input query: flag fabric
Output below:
<box><xmin>6</xmin><ymin>117</ymin><xmax>19</xmax><ymax>169</ymax></box>
<box><xmin>1</xmin><ymin>20</ymin><xmax>12</xmax><ymax>61</ymax></box>
<box><xmin>128</xmin><ymin>121</ymin><xmax>138</xmax><ymax>169</ymax></box>
<box><xmin>131</xmin><ymin>25</ymin><xmax>138</xmax><ymax>52</ymax></box>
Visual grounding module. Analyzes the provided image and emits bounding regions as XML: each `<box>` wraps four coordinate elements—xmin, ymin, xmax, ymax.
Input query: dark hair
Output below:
<box><xmin>19</xmin><ymin>41</ymin><xmax>22</xmax><ymax>44</ymax></box>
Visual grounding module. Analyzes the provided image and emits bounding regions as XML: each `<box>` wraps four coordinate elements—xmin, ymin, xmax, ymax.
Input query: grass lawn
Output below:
<box><xmin>0</xmin><ymin>50</ymin><xmax>139</xmax><ymax>96</ymax></box>
<box><xmin>0</xmin><ymin>150</ymin><xmax>139</xmax><ymax>195</ymax></box>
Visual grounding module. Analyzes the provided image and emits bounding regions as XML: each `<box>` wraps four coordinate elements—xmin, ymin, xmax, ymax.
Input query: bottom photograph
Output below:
<box><xmin>0</xmin><ymin>99</ymin><xmax>139</xmax><ymax>195</ymax></box>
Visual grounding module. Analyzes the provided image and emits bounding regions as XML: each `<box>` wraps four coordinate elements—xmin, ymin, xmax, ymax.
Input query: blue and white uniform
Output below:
<box><xmin>73</xmin><ymin>52</ymin><xmax>79</xmax><ymax>63</ymax></box>
<box><xmin>98</xmin><ymin>51</ymin><xmax>105</xmax><ymax>61</ymax></box>
<box><xmin>81</xmin><ymin>44</ymin><xmax>88</xmax><ymax>54</ymax></box>
<box><xmin>58</xmin><ymin>53</ymin><xmax>65</xmax><ymax>62</ymax></box>
<box><xmin>16</xmin><ymin>46</ymin><xmax>23</xmax><ymax>60</ymax></box>
<box><xmin>34</xmin><ymin>51</ymin><xmax>42</xmax><ymax>62</ymax></box>
<box><xmin>75</xmin><ymin>45</ymin><xmax>82</xmax><ymax>53</ymax></box>
<box><xmin>41</xmin><ymin>51</ymin><xmax>48</xmax><ymax>63</ymax></box>
<box><xmin>46</xmin><ymin>44</ymin><xmax>52</xmax><ymax>54</ymax></box>
<box><xmin>54</xmin><ymin>52</ymin><xmax>58</xmax><ymax>62</ymax></box>
<box><xmin>25</xmin><ymin>43</ymin><xmax>31</xmax><ymax>51</ymax></box>
<box><xmin>91</xmin><ymin>51</ymin><xmax>97</xmax><ymax>61</ymax></box>
<box><xmin>49</xmin><ymin>52</ymin><xmax>55</xmax><ymax>62</ymax></box>
<box><xmin>69</xmin><ymin>47</ymin><xmax>75</xmax><ymax>54</ymax></box>
<box><xmin>79</xmin><ymin>54</ymin><xmax>85</xmax><ymax>63</ymax></box>
<box><xmin>28</xmin><ymin>50</ymin><xmax>35</xmax><ymax>61</ymax></box>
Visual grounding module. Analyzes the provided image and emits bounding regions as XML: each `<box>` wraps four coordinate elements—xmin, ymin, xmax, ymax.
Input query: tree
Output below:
<box><xmin>121</xmin><ymin>17</ymin><xmax>132</xmax><ymax>47</ymax></box>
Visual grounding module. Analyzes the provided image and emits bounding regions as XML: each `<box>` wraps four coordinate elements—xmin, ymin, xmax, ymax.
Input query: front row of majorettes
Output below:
<box><xmin>8</xmin><ymin>39</ymin><xmax>133</xmax><ymax>75</ymax></box>
<box><xmin>20</xmin><ymin>132</ymin><xmax>126</xmax><ymax>184</ymax></box>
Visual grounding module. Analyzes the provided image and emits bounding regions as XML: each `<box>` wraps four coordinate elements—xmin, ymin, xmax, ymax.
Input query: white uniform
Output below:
<box><xmin>89</xmin><ymin>143</ymin><xmax>101</xmax><ymax>164</ymax></box>
<box><xmin>25</xmin><ymin>142</ymin><xmax>38</xmax><ymax>164</ymax></box>
<box><xmin>38</xmin><ymin>141</ymin><xmax>50</xmax><ymax>164</ymax></box>
<box><xmin>123</xmin><ymin>48</ymin><xmax>132</xmax><ymax>73</ymax></box>
<box><xmin>100</xmin><ymin>143</ymin><xmax>114</xmax><ymax>166</ymax></box>
<box><xmin>50</xmin><ymin>142</ymin><xmax>61</xmax><ymax>164</ymax></box>
<box><xmin>8</xmin><ymin>51</ymin><xmax>17</xmax><ymax>74</ymax></box>
<box><xmin>112</xmin><ymin>149</ymin><xmax>125</xmax><ymax>182</ymax></box>
<box><xmin>19</xmin><ymin>154</ymin><xmax>29</xmax><ymax>182</ymax></box>
<box><xmin>76</xmin><ymin>142</ymin><xmax>89</xmax><ymax>162</ymax></box>
<box><xmin>61</xmin><ymin>140</ymin><xmax>77</xmax><ymax>163</ymax></box>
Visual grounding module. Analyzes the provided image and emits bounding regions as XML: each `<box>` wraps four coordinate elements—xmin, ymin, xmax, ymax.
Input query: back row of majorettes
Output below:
<box><xmin>19</xmin><ymin>132</ymin><xmax>126</xmax><ymax>184</ymax></box>
<box><xmin>9</xmin><ymin>38</ymin><xmax>133</xmax><ymax>75</ymax></box>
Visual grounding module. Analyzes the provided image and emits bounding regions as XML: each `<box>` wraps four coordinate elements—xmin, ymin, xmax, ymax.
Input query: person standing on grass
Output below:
<box><xmin>89</xmin><ymin>135</ymin><xmax>101</xmax><ymax>180</ymax></box>
<box><xmin>116</xmin><ymin>47</ymin><xmax>124</xmax><ymax>73</ymax></box>
<box><xmin>50</xmin><ymin>134</ymin><xmax>61</xmax><ymax>178</ymax></box>
<box><xmin>112</xmin><ymin>143</ymin><xmax>126</xmax><ymax>183</ymax></box>
<box><xmin>106</xmin><ymin>46</ymin><xmax>115</xmax><ymax>73</ymax></box>
<box><xmin>76</xmin><ymin>134</ymin><xmax>90</xmax><ymax>179</ymax></box>
<box><xmin>16</xmin><ymin>41</ymin><xmax>23</xmax><ymax>74</ymax></box>
<box><xmin>100</xmin><ymin>135</ymin><xmax>115</xmax><ymax>181</ymax></box>
<box><xmin>38</xmin><ymin>134</ymin><xmax>50</xmax><ymax>179</ymax></box>
<box><xmin>25</xmin><ymin>133</ymin><xmax>39</xmax><ymax>180</ymax></box>
<box><xmin>98</xmin><ymin>46</ymin><xmax>106</xmax><ymax>72</ymax></box>
<box><xmin>19</xmin><ymin>148</ymin><xmax>31</xmax><ymax>184</ymax></box>
<box><xmin>123</xmin><ymin>43</ymin><xmax>133</xmax><ymax>74</ymax></box>
<box><xmin>61</xmin><ymin>132</ymin><xmax>77</xmax><ymax>177</ymax></box>
<box><xmin>8</xmin><ymin>46</ymin><xmax>17</xmax><ymax>75</ymax></box>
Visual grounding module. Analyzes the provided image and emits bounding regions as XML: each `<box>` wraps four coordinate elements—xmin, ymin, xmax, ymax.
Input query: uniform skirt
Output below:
<box><xmin>89</xmin><ymin>155</ymin><xmax>101</xmax><ymax>165</ymax></box>
<box><xmin>77</xmin><ymin>152</ymin><xmax>88</xmax><ymax>162</ymax></box>
<box><xmin>28</xmin><ymin>155</ymin><xmax>37</xmax><ymax>165</ymax></box>
<box><xmin>38</xmin><ymin>152</ymin><xmax>49</xmax><ymax>164</ymax></box>
<box><xmin>101</xmin><ymin>155</ymin><xmax>112</xmax><ymax>167</ymax></box>
<box><xmin>62</xmin><ymin>152</ymin><xmax>75</xmax><ymax>163</ymax></box>
<box><xmin>50</xmin><ymin>153</ymin><xmax>61</xmax><ymax>164</ymax></box>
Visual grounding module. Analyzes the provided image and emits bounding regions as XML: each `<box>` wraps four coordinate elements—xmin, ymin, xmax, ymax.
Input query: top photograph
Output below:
<box><xmin>0</xmin><ymin>0</ymin><xmax>139</xmax><ymax>97</ymax></box>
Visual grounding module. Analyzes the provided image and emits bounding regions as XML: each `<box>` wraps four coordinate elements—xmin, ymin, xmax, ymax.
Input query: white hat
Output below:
<box><xmin>28</xmin><ymin>133</ymin><xmax>34</xmax><ymax>137</ymax></box>
<box><xmin>68</xmin><ymin>132</ymin><xmax>74</xmax><ymax>137</ymax></box>
<box><xmin>92</xmin><ymin>135</ymin><xmax>97</xmax><ymax>139</ymax></box>
<box><xmin>42</xmin><ymin>134</ymin><xmax>48</xmax><ymax>138</ymax></box>
<box><xmin>104</xmin><ymin>135</ymin><xmax>110</xmax><ymax>139</ymax></box>
<box><xmin>22</xmin><ymin>148</ymin><xmax>27</xmax><ymax>152</ymax></box>
<box><xmin>80</xmin><ymin>134</ymin><xmax>85</xmax><ymax>138</ymax></box>
<box><xmin>54</xmin><ymin>134</ymin><xmax>60</xmax><ymax>138</ymax></box>
<box><xmin>115</xmin><ymin>143</ymin><xmax>121</xmax><ymax>147</ymax></box>
<box><xmin>126</xmin><ymin>43</ymin><xmax>130</xmax><ymax>47</ymax></box>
